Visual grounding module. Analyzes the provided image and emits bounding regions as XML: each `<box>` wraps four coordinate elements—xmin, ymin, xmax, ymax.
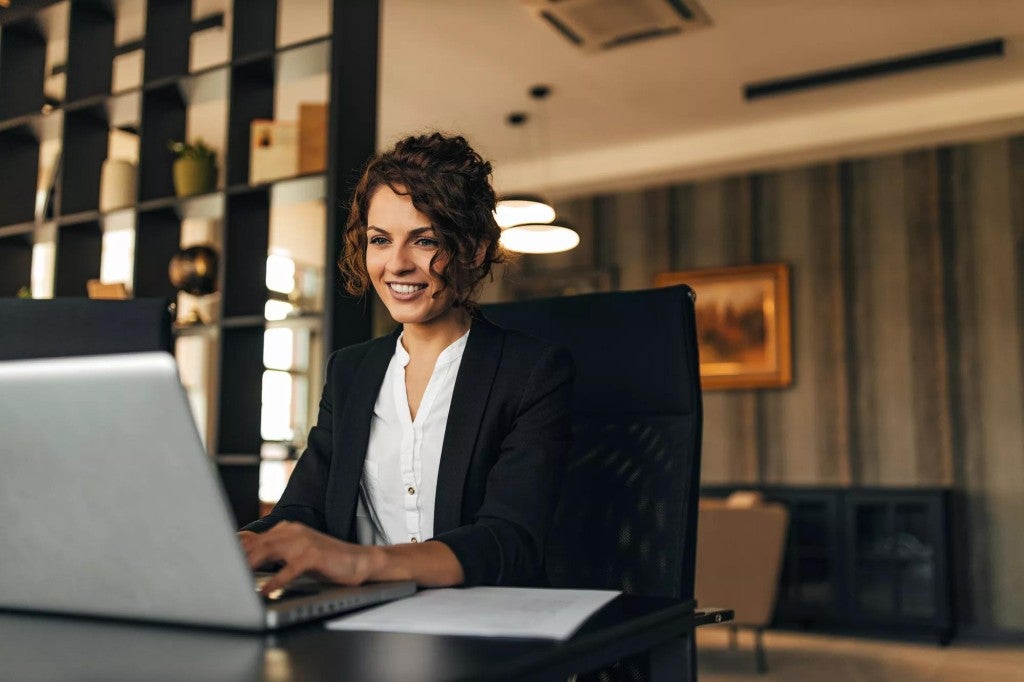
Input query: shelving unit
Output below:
<box><xmin>0</xmin><ymin>0</ymin><xmax>379</xmax><ymax>526</ymax></box>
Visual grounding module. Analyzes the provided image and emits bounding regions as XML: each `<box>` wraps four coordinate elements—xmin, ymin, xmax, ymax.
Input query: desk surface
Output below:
<box><xmin>0</xmin><ymin>594</ymin><xmax>696</xmax><ymax>681</ymax></box>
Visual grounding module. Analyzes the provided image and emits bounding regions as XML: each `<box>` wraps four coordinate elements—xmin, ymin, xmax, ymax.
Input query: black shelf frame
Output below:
<box><xmin>53</xmin><ymin>220</ymin><xmax>102</xmax><ymax>297</ymax></box>
<box><xmin>0</xmin><ymin>127</ymin><xmax>40</xmax><ymax>226</ymax></box>
<box><xmin>0</xmin><ymin>18</ymin><xmax>47</xmax><ymax>120</ymax></box>
<box><xmin>0</xmin><ymin>231</ymin><xmax>34</xmax><ymax>297</ymax></box>
<box><xmin>0</xmin><ymin>0</ymin><xmax>380</xmax><ymax>527</ymax></box>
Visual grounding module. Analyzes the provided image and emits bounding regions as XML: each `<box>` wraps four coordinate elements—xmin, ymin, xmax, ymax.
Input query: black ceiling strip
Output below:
<box><xmin>745</xmin><ymin>38</ymin><xmax>1005</xmax><ymax>100</ymax></box>
<box><xmin>540</xmin><ymin>10</ymin><xmax>583</xmax><ymax>46</ymax></box>
<box><xmin>664</xmin><ymin>0</ymin><xmax>695</xmax><ymax>21</ymax></box>
<box><xmin>603</xmin><ymin>27</ymin><xmax>682</xmax><ymax>50</ymax></box>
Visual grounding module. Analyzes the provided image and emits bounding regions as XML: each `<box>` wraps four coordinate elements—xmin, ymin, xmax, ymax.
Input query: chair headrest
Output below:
<box><xmin>0</xmin><ymin>298</ymin><xmax>173</xmax><ymax>361</ymax></box>
<box><xmin>483</xmin><ymin>286</ymin><xmax>699</xmax><ymax>415</ymax></box>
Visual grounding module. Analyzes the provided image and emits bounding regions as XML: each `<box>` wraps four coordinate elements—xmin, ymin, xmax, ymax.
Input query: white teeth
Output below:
<box><xmin>389</xmin><ymin>283</ymin><xmax>425</xmax><ymax>294</ymax></box>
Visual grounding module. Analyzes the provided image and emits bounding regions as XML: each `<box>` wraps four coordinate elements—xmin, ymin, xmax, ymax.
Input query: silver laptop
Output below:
<box><xmin>0</xmin><ymin>352</ymin><xmax>415</xmax><ymax>630</ymax></box>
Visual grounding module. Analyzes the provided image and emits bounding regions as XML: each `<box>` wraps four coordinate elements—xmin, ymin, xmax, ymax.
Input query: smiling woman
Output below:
<box><xmin>364</xmin><ymin>189</ymin><xmax>457</xmax><ymax>329</ymax></box>
<box><xmin>238</xmin><ymin>133</ymin><xmax>575</xmax><ymax>594</ymax></box>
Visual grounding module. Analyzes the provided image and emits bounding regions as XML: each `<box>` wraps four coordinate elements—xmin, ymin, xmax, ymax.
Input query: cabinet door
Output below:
<box><xmin>845</xmin><ymin>490</ymin><xmax>951</xmax><ymax>632</ymax></box>
<box><xmin>769</xmin><ymin>488</ymin><xmax>846</xmax><ymax>625</ymax></box>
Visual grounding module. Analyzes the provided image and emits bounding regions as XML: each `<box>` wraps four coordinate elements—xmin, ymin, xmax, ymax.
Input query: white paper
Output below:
<box><xmin>325</xmin><ymin>587</ymin><xmax>620</xmax><ymax>640</ymax></box>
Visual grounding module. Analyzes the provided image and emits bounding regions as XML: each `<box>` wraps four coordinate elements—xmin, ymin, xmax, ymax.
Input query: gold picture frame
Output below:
<box><xmin>656</xmin><ymin>263</ymin><xmax>792</xmax><ymax>390</ymax></box>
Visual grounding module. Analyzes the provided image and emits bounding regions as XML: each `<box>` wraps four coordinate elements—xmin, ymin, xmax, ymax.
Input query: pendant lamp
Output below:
<box><xmin>499</xmin><ymin>222</ymin><xmax>580</xmax><ymax>254</ymax></box>
<box><xmin>495</xmin><ymin>88</ymin><xmax>579</xmax><ymax>254</ymax></box>
<box><xmin>494</xmin><ymin>194</ymin><xmax>556</xmax><ymax>228</ymax></box>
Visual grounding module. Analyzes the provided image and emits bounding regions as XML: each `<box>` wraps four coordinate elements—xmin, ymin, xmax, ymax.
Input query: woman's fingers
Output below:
<box><xmin>242</xmin><ymin>522</ymin><xmax>329</xmax><ymax>592</ymax></box>
<box><xmin>237</xmin><ymin>522</ymin><xmax>377</xmax><ymax>593</ymax></box>
<box><xmin>259</xmin><ymin>555</ymin><xmax>310</xmax><ymax>595</ymax></box>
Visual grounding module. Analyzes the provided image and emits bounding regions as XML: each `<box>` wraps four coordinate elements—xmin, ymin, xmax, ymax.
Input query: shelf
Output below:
<box><xmin>173</xmin><ymin>322</ymin><xmax>220</xmax><ymax>338</ymax></box>
<box><xmin>1</xmin><ymin>0</ymin><xmax>378</xmax><ymax>529</ymax></box>
<box><xmin>227</xmin><ymin>172</ymin><xmax>327</xmax><ymax>203</ymax></box>
<box><xmin>56</xmin><ymin>210</ymin><xmax>105</xmax><ymax>227</ymax></box>
<box><xmin>138</xmin><ymin>191</ymin><xmax>225</xmax><ymax>220</ymax></box>
<box><xmin>0</xmin><ymin>35</ymin><xmax>334</xmax><ymax>132</ymax></box>
<box><xmin>266</xmin><ymin>311</ymin><xmax>324</xmax><ymax>329</ymax></box>
<box><xmin>0</xmin><ymin>172</ymin><xmax>329</xmax><ymax>235</ymax></box>
<box><xmin>230</xmin><ymin>34</ymin><xmax>332</xmax><ymax>70</ymax></box>
<box><xmin>0</xmin><ymin>221</ymin><xmax>39</xmax><ymax>238</ymax></box>
<box><xmin>174</xmin><ymin>310</ymin><xmax>323</xmax><ymax>337</ymax></box>
<box><xmin>0</xmin><ymin>111</ymin><xmax>43</xmax><ymax>134</ymax></box>
<box><xmin>221</xmin><ymin>315</ymin><xmax>268</xmax><ymax>329</ymax></box>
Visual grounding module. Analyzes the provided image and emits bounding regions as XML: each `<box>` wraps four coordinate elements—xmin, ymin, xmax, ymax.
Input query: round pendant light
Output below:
<box><xmin>495</xmin><ymin>86</ymin><xmax>580</xmax><ymax>254</ymax></box>
<box><xmin>499</xmin><ymin>222</ymin><xmax>580</xmax><ymax>254</ymax></box>
<box><xmin>494</xmin><ymin>194</ymin><xmax>556</xmax><ymax>228</ymax></box>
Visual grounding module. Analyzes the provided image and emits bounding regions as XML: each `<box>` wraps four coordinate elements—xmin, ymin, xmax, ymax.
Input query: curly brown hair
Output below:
<box><xmin>339</xmin><ymin>132</ymin><xmax>508</xmax><ymax>309</ymax></box>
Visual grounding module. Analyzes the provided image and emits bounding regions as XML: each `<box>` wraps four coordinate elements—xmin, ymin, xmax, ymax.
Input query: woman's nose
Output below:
<box><xmin>385</xmin><ymin>244</ymin><xmax>414</xmax><ymax>273</ymax></box>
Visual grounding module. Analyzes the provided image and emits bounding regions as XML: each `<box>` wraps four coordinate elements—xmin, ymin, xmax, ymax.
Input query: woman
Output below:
<box><xmin>239</xmin><ymin>133</ymin><xmax>574</xmax><ymax>595</ymax></box>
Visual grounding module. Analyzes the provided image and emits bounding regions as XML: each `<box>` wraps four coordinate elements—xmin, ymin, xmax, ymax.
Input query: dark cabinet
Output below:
<box><xmin>845</xmin><ymin>491</ymin><xmax>953</xmax><ymax>632</ymax></box>
<box><xmin>702</xmin><ymin>485</ymin><xmax>956</xmax><ymax>643</ymax></box>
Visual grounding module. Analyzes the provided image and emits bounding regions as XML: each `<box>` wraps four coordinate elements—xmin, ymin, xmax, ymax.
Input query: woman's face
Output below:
<box><xmin>365</xmin><ymin>184</ymin><xmax>459</xmax><ymax>329</ymax></box>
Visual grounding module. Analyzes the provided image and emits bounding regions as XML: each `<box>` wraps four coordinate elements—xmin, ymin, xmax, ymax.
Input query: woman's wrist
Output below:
<box><xmin>369</xmin><ymin>541</ymin><xmax>464</xmax><ymax>586</ymax></box>
<box><xmin>364</xmin><ymin>544</ymin><xmax>396</xmax><ymax>582</ymax></box>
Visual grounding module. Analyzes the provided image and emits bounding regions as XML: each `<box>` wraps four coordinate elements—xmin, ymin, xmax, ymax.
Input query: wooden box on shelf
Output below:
<box><xmin>298</xmin><ymin>102</ymin><xmax>327</xmax><ymax>175</ymax></box>
<box><xmin>250</xmin><ymin>120</ymin><xmax>297</xmax><ymax>184</ymax></box>
<box><xmin>86</xmin><ymin>280</ymin><xmax>130</xmax><ymax>300</ymax></box>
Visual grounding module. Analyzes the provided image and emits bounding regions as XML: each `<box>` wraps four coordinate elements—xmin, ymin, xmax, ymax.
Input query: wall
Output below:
<box><xmin>487</xmin><ymin>136</ymin><xmax>1024</xmax><ymax>632</ymax></box>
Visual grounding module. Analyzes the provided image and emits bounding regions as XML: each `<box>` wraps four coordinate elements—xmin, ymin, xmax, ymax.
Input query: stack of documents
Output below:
<box><xmin>326</xmin><ymin>587</ymin><xmax>620</xmax><ymax>640</ymax></box>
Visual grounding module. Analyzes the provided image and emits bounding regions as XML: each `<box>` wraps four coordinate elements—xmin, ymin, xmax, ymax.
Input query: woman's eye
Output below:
<box><xmin>415</xmin><ymin>238</ymin><xmax>439</xmax><ymax>248</ymax></box>
<box><xmin>368</xmin><ymin>236</ymin><xmax>389</xmax><ymax>246</ymax></box>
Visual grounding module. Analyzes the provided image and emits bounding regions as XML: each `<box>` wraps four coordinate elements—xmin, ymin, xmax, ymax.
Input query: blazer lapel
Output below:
<box><xmin>328</xmin><ymin>329</ymin><xmax>397</xmax><ymax>539</ymax></box>
<box><xmin>433</xmin><ymin>316</ymin><xmax>503</xmax><ymax>534</ymax></box>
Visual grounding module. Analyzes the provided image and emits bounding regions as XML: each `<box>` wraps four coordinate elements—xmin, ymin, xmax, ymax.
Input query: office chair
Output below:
<box><xmin>484</xmin><ymin>285</ymin><xmax>703</xmax><ymax>681</ymax></box>
<box><xmin>0</xmin><ymin>298</ymin><xmax>173</xmax><ymax>360</ymax></box>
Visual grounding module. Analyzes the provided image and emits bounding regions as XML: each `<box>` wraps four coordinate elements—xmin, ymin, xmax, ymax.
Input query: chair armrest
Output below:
<box><xmin>694</xmin><ymin>608</ymin><xmax>734</xmax><ymax>627</ymax></box>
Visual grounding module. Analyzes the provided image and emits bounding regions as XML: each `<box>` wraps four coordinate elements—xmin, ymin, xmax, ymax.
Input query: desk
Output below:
<box><xmin>0</xmin><ymin>595</ymin><xmax>704</xmax><ymax>681</ymax></box>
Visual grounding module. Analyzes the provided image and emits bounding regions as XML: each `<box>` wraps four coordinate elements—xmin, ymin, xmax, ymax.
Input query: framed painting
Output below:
<box><xmin>655</xmin><ymin>263</ymin><xmax>792</xmax><ymax>390</ymax></box>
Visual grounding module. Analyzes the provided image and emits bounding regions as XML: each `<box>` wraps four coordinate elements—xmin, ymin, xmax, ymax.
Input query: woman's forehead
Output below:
<box><xmin>367</xmin><ymin>185</ymin><xmax>430</xmax><ymax>227</ymax></box>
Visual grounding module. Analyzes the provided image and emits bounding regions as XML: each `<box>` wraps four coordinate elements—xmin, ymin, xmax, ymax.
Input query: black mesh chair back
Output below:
<box><xmin>0</xmin><ymin>298</ymin><xmax>173</xmax><ymax>361</ymax></box>
<box><xmin>484</xmin><ymin>285</ymin><xmax>703</xmax><ymax>600</ymax></box>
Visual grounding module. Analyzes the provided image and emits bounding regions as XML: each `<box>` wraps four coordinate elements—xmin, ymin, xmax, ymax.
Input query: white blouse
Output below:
<box><xmin>355</xmin><ymin>329</ymin><xmax>470</xmax><ymax>546</ymax></box>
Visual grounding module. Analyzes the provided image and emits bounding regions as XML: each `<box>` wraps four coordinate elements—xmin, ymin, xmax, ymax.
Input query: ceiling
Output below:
<box><xmin>5</xmin><ymin>0</ymin><xmax>1023</xmax><ymax>199</ymax></box>
<box><xmin>378</xmin><ymin>0</ymin><xmax>1024</xmax><ymax>197</ymax></box>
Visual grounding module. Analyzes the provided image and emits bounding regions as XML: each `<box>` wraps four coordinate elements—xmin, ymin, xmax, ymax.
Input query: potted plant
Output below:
<box><xmin>168</xmin><ymin>139</ymin><xmax>217</xmax><ymax>197</ymax></box>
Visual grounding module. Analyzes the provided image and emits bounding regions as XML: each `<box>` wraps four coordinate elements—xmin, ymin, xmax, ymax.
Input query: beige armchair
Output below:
<box><xmin>695</xmin><ymin>493</ymin><xmax>789</xmax><ymax>672</ymax></box>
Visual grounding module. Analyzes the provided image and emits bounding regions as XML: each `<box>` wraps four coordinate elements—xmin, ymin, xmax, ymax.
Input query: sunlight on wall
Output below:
<box><xmin>30</xmin><ymin>234</ymin><xmax>55</xmax><ymax>298</ymax></box>
<box><xmin>261</xmin><ymin>369</ymin><xmax>294</xmax><ymax>441</ymax></box>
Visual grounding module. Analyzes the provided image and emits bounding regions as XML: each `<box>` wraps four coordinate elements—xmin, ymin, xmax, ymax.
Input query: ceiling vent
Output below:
<box><xmin>521</xmin><ymin>0</ymin><xmax>712</xmax><ymax>53</ymax></box>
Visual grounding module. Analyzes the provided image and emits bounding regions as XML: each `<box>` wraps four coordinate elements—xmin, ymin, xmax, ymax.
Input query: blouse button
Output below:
<box><xmin>407</xmin><ymin>486</ymin><xmax>416</xmax><ymax>495</ymax></box>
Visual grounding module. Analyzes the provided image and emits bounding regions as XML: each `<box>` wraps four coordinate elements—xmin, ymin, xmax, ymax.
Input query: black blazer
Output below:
<box><xmin>244</xmin><ymin>316</ymin><xmax>575</xmax><ymax>586</ymax></box>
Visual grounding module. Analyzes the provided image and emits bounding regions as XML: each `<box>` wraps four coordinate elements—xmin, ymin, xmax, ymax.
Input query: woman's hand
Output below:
<box><xmin>240</xmin><ymin>521</ymin><xmax>381</xmax><ymax>595</ymax></box>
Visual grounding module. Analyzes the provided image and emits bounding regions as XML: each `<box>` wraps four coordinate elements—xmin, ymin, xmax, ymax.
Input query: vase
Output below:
<box><xmin>99</xmin><ymin>158</ymin><xmax>136</xmax><ymax>211</ymax></box>
<box><xmin>172</xmin><ymin>158</ymin><xmax>216</xmax><ymax>197</ymax></box>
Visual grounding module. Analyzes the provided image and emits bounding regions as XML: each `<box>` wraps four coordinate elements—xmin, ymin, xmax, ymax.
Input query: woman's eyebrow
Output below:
<box><xmin>366</xmin><ymin>226</ymin><xmax>434</xmax><ymax>235</ymax></box>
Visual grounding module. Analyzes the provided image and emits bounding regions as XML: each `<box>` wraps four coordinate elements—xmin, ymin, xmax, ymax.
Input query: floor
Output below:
<box><xmin>696</xmin><ymin>627</ymin><xmax>1024</xmax><ymax>682</ymax></box>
